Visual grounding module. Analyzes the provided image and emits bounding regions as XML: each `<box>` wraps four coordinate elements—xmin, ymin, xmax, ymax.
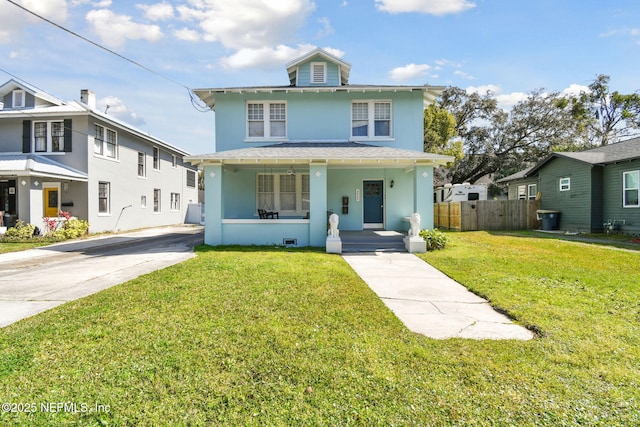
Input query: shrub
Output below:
<box><xmin>3</xmin><ymin>220</ymin><xmax>37</xmax><ymax>240</ymax></box>
<box><xmin>419</xmin><ymin>228</ymin><xmax>448</xmax><ymax>251</ymax></box>
<box><xmin>61</xmin><ymin>218</ymin><xmax>90</xmax><ymax>239</ymax></box>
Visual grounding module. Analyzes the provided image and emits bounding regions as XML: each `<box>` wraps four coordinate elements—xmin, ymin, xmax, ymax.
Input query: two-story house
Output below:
<box><xmin>0</xmin><ymin>79</ymin><xmax>199</xmax><ymax>233</ymax></box>
<box><xmin>186</xmin><ymin>48</ymin><xmax>452</xmax><ymax>247</ymax></box>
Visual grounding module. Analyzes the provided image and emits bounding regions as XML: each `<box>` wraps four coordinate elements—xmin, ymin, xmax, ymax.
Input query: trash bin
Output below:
<box><xmin>537</xmin><ymin>210</ymin><xmax>560</xmax><ymax>231</ymax></box>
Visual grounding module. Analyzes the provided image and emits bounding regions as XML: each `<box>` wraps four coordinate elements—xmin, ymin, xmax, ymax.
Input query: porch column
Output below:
<box><xmin>414</xmin><ymin>165</ymin><xmax>435</xmax><ymax>230</ymax></box>
<box><xmin>204</xmin><ymin>164</ymin><xmax>223</xmax><ymax>245</ymax></box>
<box><xmin>309</xmin><ymin>162</ymin><xmax>328</xmax><ymax>247</ymax></box>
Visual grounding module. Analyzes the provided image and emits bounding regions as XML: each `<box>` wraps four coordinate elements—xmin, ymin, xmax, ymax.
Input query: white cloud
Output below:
<box><xmin>220</xmin><ymin>44</ymin><xmax>320</xmax><ymax>69</ymax></box>
<box><xmin>137</xmin><ymin>2</ymin><xmax>175</xmax><ymax>21</ymax></box>
<box><xmin>316</xmin><ymin>17</ymin><xmax>334</xmax><ymax>38</ymax></box>
<box><xmin>453</xmin><ymin>70</ymin><xmax>474</xmax><ymax>80</ymax></box>
<box><xmin>562</xmin><ymin>84</ymin><xmax>589</xmax><ymax>97</ymax></box>
<box><xmin>86</xmin><ymin>9</ymin><xmax>164</xmax><ymax>48</ymax></box>
<box><xmin>466</xmin><ymin>84</ymin><xmax>501</xmax><ymax>95</ymax></box>
<box><xmin>174</xmin><ymin>27</ymin><xmax>200</xmax><ymax>42</ymax></box>
<box><xmin>98</xmin><ymin>96</ymin><xmax>146</xmax><ymax>126</ymax></box>
<box><xmin>0</xmin><ymin>0</ymin><xmax>68</xmax><ymax>43</ymax></box>
<box><xmin>389</xmin><ymin>63</ymin><xmax>431</xmax><ymax>81</ymax></box>
<box><xmin>376</xmin><ymin>0</ymin><xmax>476</xmax><ymax>15</ymax></box>
<box><xmin>177</xmin><ymin>0</ymin><xmax>316</xmax><ymax>50</ymax></box>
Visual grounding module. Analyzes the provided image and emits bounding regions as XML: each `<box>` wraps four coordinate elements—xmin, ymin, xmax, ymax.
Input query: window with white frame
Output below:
<box><xmin>94</xmin><ymin>124</ymin><xmax>117</xmax><ymax>159</ymax></box>
<box><xmin>247</xmin><ymin>102</ymin><xmax>287</xmax><ymax>139</ymax></box>
<box><xmin>528</xmin><ymin>184</ymin><xmax>537</xmax><ymax>200</ymax></box>
<box><xmin>137</xmin><ymin>152</ymin><xmax>146</xmax><ymax>177</ymax></box>
<box><xmin>33</xmin><ymin>121</ymin><xmax>65</xmax><ymax>152</ymax></box>
<box><xmin>351</xmin><ymin>101</ymin><xmax>392</xmax><ymax>139</ymax></box>
<box><xmin>153</xmin><ymin>189</ymin><xmax>161</xmax><ymax>212</ymax></box>
<box><xmin>559</xmin><ymin>177</ymin><xmax>571</xmax><ymax>192</ymax></box>
<box><xmin>623</xmin><ymin>170</ymin><xmax>639</xmax><ymax>207</ymax></box>
<box><xmin>98</xmin><ymin>182</ymin><xmax>110</xmax><ymax>214</ymax></box>
<box><xmin>517</xmin><ymin>185</ymin><xmax>526</xmax><ymax>200</ymax></box>
<box><xmin>311</xmin><ymin>62</ymin><xmax>327</xmax><ymax>84</ymax></box>
<box><xmin>256</xmin><ymin>173</ymin><xmax>310</xmax><ymax>215</ymax></box>
<box><xmin>12</xmin><ymin>90</ymin><xmax>25</xmax><ymax>108</ymax></box>
<box><xmin>153</xmin><ymin>147</ymin><xmax>160</xmax><ymax>170</ymax></box>
<box><xmin>171</xmin><ymin>154</ymin><xmax>177</xmax><ymax>168</ymax></box>
<box><xmin>170</xmin><ymin>193</ymin><xmax>180</xmax><ymax>211</ymax></box>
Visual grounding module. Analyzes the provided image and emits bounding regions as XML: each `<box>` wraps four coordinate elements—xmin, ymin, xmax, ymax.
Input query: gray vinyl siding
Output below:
<box><xmin>505</xmin><ymin>177</ymin><xmax>538</xmax><ymax>199</ymax></box>
<box><xmin>538</xmin><ymin>157</ymin><xmax>593</xmax><ymax>232</ymax></box>
<box><xmin>601</xmin><ymin>159</ymin><xmax>640</xmax><ymax>235</ymax></box>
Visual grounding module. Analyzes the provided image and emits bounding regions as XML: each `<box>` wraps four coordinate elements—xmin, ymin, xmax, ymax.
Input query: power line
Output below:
<box><xmin>4</xmin><ymin>0</ymin><xmax>212</xmax><ymax>112</ymax></box>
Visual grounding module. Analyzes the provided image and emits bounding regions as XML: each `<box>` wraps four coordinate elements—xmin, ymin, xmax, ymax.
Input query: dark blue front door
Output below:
<box><xmin>363</xmin><ymin>180</ymin><xmax>383</xmax><ymax>226</ymax></box>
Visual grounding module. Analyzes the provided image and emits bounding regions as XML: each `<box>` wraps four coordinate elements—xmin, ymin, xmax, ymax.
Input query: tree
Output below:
<box><xmin>431</xmin><ymin>87</ymin><xmax>588</xmax><ymax>184</ymax></box>
<box><xmin>423</xmin><ymin>102</ymin><xmax>463</xmax><ymax>163</ymax></box>
<box><xmin>578</xmin><ymin>74</ymin><xmax>640</xmax><ymax>146</ymax></box>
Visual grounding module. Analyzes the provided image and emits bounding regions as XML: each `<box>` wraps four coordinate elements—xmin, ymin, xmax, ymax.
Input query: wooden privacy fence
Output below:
<box><xmin>434</xmin><ymin>200</ymin><xmax>541</xmax><ymax>231</ymax></box>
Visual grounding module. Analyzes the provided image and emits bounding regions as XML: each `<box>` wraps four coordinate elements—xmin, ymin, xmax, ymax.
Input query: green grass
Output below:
<box><xmin>0</xmin><ymin>241</ymin><xmax>52</xmax><ymax>254</ymax></box>
<box><xmin>0</xmin><ymin>235</ymin><xmax>639</xmax><ymax>426</ymax></box>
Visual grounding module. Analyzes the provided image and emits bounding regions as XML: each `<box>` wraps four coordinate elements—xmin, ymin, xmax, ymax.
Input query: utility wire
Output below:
<box><xmin>4</xmin><ymin>0</ymin><xmax>212</xmax><ymax>112</ymax></box>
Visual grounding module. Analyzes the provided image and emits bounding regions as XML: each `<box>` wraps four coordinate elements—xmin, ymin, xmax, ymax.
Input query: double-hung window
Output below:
<box><xmin>137</xmin><ymin>152</ymin><xmax>146</xmax><ymax>177</ymax></box>
<box><xmin>153</xmin><ymin>189</ymin><xmax>161</xmax><ymax>212</ymax></box>
<box><xmin>170</xmin><ymin>193</ymin><xmax>180</xmax><ymax>211</ymax></box>
<box><xmin>528</xmin><ymin>184</ymin><xmax>537</xmax><ymax>200</ymax></box>
<box><xmin>559</xmin><ymin>177</ymin><xmax>571</xmax><ymax>192</ymax></box>
<box><xmin>153</xmin><ymin>147</ymin><xmax>160</xmax><ymax>170</ymax></box>
<box><xmin>351</xmin><ymin>101</ymin><xmax>392</xmax><ymax>139</ymax></box>
<box><xmin>623</xmin><ymin>171</ymin><xmax>639</xmax><ymax>207</ymax></box>
<box><xmin>256</xmin><ymin>173</ymin><xmax>310</xmax><ymax>215</ymax></box>
<box><xmin>98</xmin><ymin>182</ymin><xmax>110</xmax><ymax>214</ymax></box>
<box><xmin>94</xmin><ymin>124</ymin><xmax>117</xmax><ymax>159</ymax></box>
<box><xmin>247</xmin><ymin>102</ymin><xmax>287</xmax><ymax>139</ymax></box>
<box><xmin>33</xmin><ymin>121</ymin><xmax>65</xmax><ymax>152</ymax></box>
<box><xmin>186</xmin><ymin>170</ymin><xmax>196</xmax><ymax>188</ymax></box>
<box><xmin>12</xmin><ymin>90</ymin><xmax>25</xmax><ymax>108</ymax></box>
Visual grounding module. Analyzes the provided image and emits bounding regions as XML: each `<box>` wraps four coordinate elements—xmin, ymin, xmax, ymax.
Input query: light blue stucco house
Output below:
<box><xmin>186</xmin><ymin>48</ymin><xmax>453</xmax><ymax>247</ymax></box>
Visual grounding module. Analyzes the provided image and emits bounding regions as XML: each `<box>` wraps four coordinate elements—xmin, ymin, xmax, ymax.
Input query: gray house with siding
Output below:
<box><xmin>497</xmin><ymin>137</ymin><xmax>640</xmax><ymax>235</ymax></box>
<box><xmin>0</xmin><ymin>79</ymin><xmax>198</xmax><ymax>233</ymax></box>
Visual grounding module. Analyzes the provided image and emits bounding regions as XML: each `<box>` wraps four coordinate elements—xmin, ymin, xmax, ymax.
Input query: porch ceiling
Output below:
<box><xmin>0</xmin><ymin>154</ymin><xmax>88</xmax><ymax>182</ymax></box>
<box><xmin>186</xmin><ymin>142</ymin><xmax>454</xmax><ymax>168</ymax></box>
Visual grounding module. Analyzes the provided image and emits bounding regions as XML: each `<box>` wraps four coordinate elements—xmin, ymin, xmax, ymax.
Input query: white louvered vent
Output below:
<box><xmin>311</xmin><ymin>62</ymin><xmax>326</xmax><ymax>84</ymax></box>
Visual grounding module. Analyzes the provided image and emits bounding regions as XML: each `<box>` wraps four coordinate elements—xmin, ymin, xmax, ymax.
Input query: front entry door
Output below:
<box><xmin>363</xmin><ymin>180</ymin><xmax>384</xmax><ymax>229</ymax></box>
<box><xmin>44</xmin><ymin>187</ymin><xmax>59</xmax><ymax>217</ymax></box>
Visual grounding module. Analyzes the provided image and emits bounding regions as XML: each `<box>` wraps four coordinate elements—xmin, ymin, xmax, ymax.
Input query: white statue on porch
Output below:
<box><xmin>408</xmin><ymin>212</ymin><xmax>421</xmax><ymax>238</ymax></box>
<box><xmin>328</xmin><ymin>213</ymin><xmax>340</xmax><ymax>238</ymax></box>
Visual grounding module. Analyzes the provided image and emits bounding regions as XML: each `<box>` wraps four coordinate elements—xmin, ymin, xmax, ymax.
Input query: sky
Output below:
<box><xmin>1</xmin><ymin>0</ymin><xmax>639</xmax><ymax>155</ymax></box>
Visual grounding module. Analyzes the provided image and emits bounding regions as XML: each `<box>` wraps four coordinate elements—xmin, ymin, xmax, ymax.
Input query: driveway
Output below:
<box><xmin>0</xmin><ymin>225</ymin><xmax>203</xmax><ymax>327</ymax></box>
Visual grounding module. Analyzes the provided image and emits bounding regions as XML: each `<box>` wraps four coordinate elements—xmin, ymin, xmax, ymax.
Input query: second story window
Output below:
<box><xmin>351</xmin><ymin>101</ymin><xmax>392</xmax><ymax>139</ymax></box>
<box><xmin>137</xmin><ymin>152</ymin><xmax>146</xmax><ymax>177</ymax></box>
<box><xmin>153</xmin><ymin>147</ymin><xmax>160</xmax><ymax>170</ymax></box>
<box><xmin>33</xmin><ymin>121</ymin><xmax>65</xmax><ymax>152</ymax></box>
<box><xmin>247</xmin><ymin>102</ymin><xmax>287</xmax><ymax>140</ymax></box>
<box><xmin>186</xmin><ymin>170</ymin><xmax>196</xmax><ymax>188</ymax></box>
<box><xmin>12</xmin><ymin>90</ymin><xmax>25</xmax><ymax>108</ymax></box>
<box><xmin>94</xmin><ymin>124</ymin><xmax>117</xmax><ymax>159</ymax></box>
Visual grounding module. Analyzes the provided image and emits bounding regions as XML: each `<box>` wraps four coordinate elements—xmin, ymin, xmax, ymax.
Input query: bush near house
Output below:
<box><xmin>1</xmin><ymin>211</ymin><xmax>89</xmax><ymax>243</ymax></box>
<box><xmin>419</xmin><ymin>228</ymin><xmax>448</xmax><ymax>251</ymax></box>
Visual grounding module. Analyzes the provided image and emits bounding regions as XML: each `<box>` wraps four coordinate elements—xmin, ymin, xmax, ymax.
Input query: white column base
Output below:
<box><xmin>326</xmin><ymin>237</ymin><xmax>342</xmax><ymax>254</ymax></box>
<box><xmin>404</xmin><ymin>236</ymin><xmax>426</xmax><ymax>253</ymax></box>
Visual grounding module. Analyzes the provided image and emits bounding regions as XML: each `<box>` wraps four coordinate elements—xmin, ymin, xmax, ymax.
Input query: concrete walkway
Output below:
<box><xmin>342</xmin><ymin>252</ymin><xmax>534</xmax><ymax>340</ymax></box>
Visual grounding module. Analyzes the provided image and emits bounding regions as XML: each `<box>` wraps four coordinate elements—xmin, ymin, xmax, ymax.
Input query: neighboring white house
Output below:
<box><xmin>186</xmin><ymin>48</ymin><xmax>453</xmax><ymax>247</ymax></box>
<box><xmin>0</xmin><ymin>79</ymin><xmax>199</xmax><ymax>233</ymax></box>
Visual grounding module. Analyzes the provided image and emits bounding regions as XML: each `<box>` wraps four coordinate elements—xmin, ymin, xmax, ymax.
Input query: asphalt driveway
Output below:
<box><xmin>0</xmin><ymin>225</ymin><xmax>203</xmax><ymax>327</ymax></box>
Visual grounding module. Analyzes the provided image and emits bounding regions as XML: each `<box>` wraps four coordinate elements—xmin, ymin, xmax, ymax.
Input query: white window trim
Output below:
<box><xmin>245</xmin><ymin>101</ymin><xmax>288</xmax><ymax>141</ymax></box>
<box><xmin>311</xmin><ymin>62</ymin><xmax>327</xmax><ymax>84</ymax></box>
<box><xmin>141</xmin><ymin>195</ymin><xmax>147</xmax><ymax>209</ymax></box>
<box><xmin>171</xmin><ymin>154</ymin><xmax>177</xmax><ymax>168</ymax></box>
<box><xmin>32</xmin><ymin>120</ymin><xmax>65</xmax><ymax>153</ymax></box>
<box><xmin>153</xmin><ymin>147</ymin><xmax>161</xmax><ymax>171</ymax></box>
<box><xmin>350</xmin><ymin>100</ymin><xmax>393</xmax><ymax>141</ymax></box>
<box><xmin>170</xmin><ymin>192</ymin><xmax>180</xmax><ymax>211</ymax></box>
<box><xmin>527</xmin><ymin>184</ymin><xmax>537</xmax><ymax>200</ymax></box>
<box><xmin>13</xmin><ymin>90</ymin><xmax>25</xmax><ymax>108</ymax></box>
<box><xmin>98</xmin><ymin>181</ymin><xmax>111</xmax><ymax>216</ymax></box>
<box><xmin>137</xmin><ymin>152</ymin><xmax>146</xmax><ymax>178</ymax></box>
<box><xmin>93</xmin><ymin>124</ymin><xmax>118</xmax><ymax>160</ymax></box>
<box><xmin>517</xmin><ymin>185</ymin><xmax>526</xmax><ymax>200</ymax></box>
<box><xmin>623</xmin><ymin>170</ymin><xmax>639</xmax><ymax>208</ymax></box>
<box><xmin>153</xmin><ymin>188</ymin><xmax>161</xmax><ymax>213</ymax></box>
<box><xmin>559</xmin><ymin>177</ymin><xmax>571</xmax><ymax>192</ymax></box>
<box><xmin>256</xmin><ymin>173</ymin><xmax>310</xmax><ymax>215</ymax></box>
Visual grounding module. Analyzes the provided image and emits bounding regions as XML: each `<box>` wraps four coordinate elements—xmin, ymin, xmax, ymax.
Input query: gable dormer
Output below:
<box><xmin>0</xmin><ymin>79</ymin><xmax>63</xmax><ymax>111</ymax></box>
<box><xmin>286</xmin><ymin>48</ymin><xmax>351</xmax><ymax>87</ymax></box>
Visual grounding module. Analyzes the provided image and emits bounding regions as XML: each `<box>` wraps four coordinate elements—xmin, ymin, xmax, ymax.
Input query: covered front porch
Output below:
<box><xmin>188</xmin><ymin>142</ymin><xmax>453</xmax><ymax>248</ymax></box>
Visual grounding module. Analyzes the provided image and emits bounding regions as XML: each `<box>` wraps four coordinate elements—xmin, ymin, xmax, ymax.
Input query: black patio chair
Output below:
<box><xmin>258</xmin><ymin>209</ymin><xmax>279</xmax><ymax>219</ymax></box>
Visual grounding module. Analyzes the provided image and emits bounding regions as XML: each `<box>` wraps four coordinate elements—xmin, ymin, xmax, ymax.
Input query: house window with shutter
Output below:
<box><xmin>311</xmin><ymin>62</ymin><xmax>326</xmax><ymax>84</ymax></box>
<box><xmin>33</xmin><ymin>121</ymin><xmax>66</xmax><ymax>152</ymax></box>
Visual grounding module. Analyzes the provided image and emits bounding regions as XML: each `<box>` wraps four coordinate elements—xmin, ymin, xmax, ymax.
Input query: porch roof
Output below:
<box><xmin>185</xmin><ymin>142</ymin><xmax>454</xmax><ymax>167</ymax></box>
<box><xmin>0</xmin><ymin>154</ymin><xmax>88</xmax><ymax>182</ymax></box>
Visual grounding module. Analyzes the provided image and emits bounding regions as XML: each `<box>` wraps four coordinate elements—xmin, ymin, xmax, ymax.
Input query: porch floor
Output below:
<box><xmin>340</xmin><ymin>230</ymin><xmax>407</xmax><ymax>253</ymax></box>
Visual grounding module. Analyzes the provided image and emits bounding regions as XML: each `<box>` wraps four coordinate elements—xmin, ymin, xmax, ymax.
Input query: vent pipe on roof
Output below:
<box><xmin>80</xmin><ymin>89</ymin><xmax>96</xmax><ymax>109</ymax></box>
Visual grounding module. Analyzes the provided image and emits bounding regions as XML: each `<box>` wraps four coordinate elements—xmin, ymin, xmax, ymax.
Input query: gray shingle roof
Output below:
<box><xmin>185</xmin><ymin>142</ymin><xmax>454</xmax><ymax>166</ymax></box>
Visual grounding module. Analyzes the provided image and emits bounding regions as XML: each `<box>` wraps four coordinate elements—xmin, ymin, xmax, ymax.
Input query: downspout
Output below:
<box><xmin>114</xmin><ymin>205</ymin><xmax>132</xmax><ymax>232</ymax></box>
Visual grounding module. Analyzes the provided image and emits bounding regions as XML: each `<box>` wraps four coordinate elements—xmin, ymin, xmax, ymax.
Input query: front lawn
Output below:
<box><xmin>0</xmin><ymin>233</ymin><xmax>638</xmax><ymax>426</ymax></box>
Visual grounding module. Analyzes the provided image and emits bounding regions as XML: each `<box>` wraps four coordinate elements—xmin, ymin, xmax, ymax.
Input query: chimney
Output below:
<box><xmin>80</xmin><ymin>89</ymin><xmax>96</xmax><ymax>109</ymax></box>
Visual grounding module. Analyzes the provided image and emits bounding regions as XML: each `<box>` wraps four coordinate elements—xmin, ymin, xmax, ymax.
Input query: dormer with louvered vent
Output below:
<box><xmin>286</xmin><ymin>48</ymin><xmax>351</xmax><ymax>87</ymax></box>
